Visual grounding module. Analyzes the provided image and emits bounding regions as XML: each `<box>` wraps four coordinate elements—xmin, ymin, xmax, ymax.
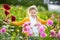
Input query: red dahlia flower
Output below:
<box><xmin>3</xmin><ymin>4</ymin><xmax>10</xmax><ymax>10</ymax></box>
<box><xmin>5</xmin><ymin>10</ymin><xmax>10</xmax><ymax>16</ymax></box>
<box><xmin>11</xmin><ymin>16</ymin><xmax>16</xmax><ymax>21</ymax></box>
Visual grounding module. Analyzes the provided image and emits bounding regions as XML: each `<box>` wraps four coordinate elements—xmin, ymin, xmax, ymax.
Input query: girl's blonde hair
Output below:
<box><xmin>27</xmin><ymin>5</ymin><xmax>38</xmax><ymax>14</ymax></box>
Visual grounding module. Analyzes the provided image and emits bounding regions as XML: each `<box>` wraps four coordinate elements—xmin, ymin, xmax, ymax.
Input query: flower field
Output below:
<box><xmin>0</xmin><ymin>4</ymin><xmax>60</xmax><ymax>40</ymax></box>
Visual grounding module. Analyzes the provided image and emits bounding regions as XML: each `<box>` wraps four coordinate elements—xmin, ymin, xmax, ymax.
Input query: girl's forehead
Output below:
<box><xmin>29</xmin><ymin>9</ymin><xmax>37</xmax><ymax>12</ymax></box>
<box><xmin>29</xmin><ymin>9</ymin><xmax>36</xmax><ymax>11</ymax></box>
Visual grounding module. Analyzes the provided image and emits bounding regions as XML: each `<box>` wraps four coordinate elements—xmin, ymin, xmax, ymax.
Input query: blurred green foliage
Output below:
<box><xmin>0</xmin><ymin>0</ymin><xmax>48</xmax><ymax>9</ymax></box>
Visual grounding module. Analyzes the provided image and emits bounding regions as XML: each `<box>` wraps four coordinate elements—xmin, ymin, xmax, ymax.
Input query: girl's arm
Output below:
<box><xmin>37</xmin><ymin>14</ymin><xmax>55</xmax><ymax>25</ymax></box>
<box><xmin>37</xmin><ymin>17</ymin><xmax>53</xmax><ymax>25</ymax></box>
<box><xmin>11</xmin><ymin>17</ymin><xmax>29</xmax><ymax>26</ymax></box>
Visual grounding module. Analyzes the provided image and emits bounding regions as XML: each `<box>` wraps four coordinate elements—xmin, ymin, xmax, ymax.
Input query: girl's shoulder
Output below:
<box><xmin>24</xmin><ymin>17</ymin><xmax>30</xmax><ymax>22</ymax></box>
<box><xmin>24</xmin><ymin>17</ymin><xmax>30</xmax><ymax>21</ymax></box>
<box><xmin>24</xmin><ymin>17</ymin><xmax>29</xmax><ymax>19</ymax></box>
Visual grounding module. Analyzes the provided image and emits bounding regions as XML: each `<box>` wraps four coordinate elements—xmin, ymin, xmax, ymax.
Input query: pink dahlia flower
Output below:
<box><xmin>22</xmin><ymin>22</ymin><xmax>30</xmax><ymax>28</ymax></box>
<box><xmin>47</xmin><ymin>20</ymin><xmax>53</xmax><ymax>26</ymax></box>
<box><xmin>28</xmin><ymin>32</ymin><xmax>33</xmax><ymax>36</ymax></box>
<box><xmin>0</xmin><ymin>28</ymin><xmax>6</xmax><ymax>33</ymax></box>
<box><xmin>57</xmin><ymin>30</ymin><xmax>60</xmax><ymax>38</ymax></box>
<box><xmin>40</xmin><ymin>32</ymin><xmax>47</xmax><ymax>38</ymax></box>
<box><xmin>39</xmin><ymin>25</ymin><xmax>46</xmax><ymax>33</ymax></box>
<box><xmin>39</xmin><ymin>27</ymin><xmax>45</xmax><ymax>33</ymax></box>
<box><xmin>50</xmin><ymin>30</ymin><xmax>56</xmax><ymax>37</ymax></box>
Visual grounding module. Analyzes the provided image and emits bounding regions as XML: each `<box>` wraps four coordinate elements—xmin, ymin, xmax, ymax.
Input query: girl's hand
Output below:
<box><xmin>51</xmin><ymin>14</ymin><xmax>55</xmax><ymax>19</ymax></box>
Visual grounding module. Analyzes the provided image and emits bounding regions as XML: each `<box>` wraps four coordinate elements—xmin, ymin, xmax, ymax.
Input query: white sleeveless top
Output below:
<box><xmin>29</xmin><ymin>16</ymin><xmax>39</xmax><ymax>36</ymax></box>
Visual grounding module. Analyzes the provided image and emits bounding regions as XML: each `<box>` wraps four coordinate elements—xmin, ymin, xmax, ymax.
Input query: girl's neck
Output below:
<box><xmin>29</xmin><ymin>15</ymin><xmax>38</xmax><ymax>23</ymax></box>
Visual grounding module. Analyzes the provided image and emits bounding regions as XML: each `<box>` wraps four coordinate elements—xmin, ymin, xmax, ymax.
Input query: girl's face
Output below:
<box><xmin>29</xmin><ymin>9</ymin><xmax>37</xmax><ymax>17</ymax></box>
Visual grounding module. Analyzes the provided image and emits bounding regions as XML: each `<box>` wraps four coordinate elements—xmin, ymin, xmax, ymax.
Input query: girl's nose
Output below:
<box><xmin>32</xmin><ymin>12</ymin><xmax>36</xmax><ymax>14</ymax></box>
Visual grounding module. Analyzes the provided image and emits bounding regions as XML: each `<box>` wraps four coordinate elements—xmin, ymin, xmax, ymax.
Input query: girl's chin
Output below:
<box><xmin>31</xmin><ymin>15</ymin><xmax>36</xmax><ymax>17</ymax></box>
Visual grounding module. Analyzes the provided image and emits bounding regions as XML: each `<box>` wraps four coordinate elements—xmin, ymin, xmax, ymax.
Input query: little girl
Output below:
<box><xmin>12</xmin><ymin>5</ymin><xmax>54</xmax><ymax>40</ymax></box>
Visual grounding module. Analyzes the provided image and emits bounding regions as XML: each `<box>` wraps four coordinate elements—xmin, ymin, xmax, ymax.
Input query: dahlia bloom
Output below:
<box><xmin>22</xmin><ymin>22</ymin><xmax>32</xmax><ymax>36</ymax></box>
<box><xmin>35</xmin><ymin>22</ymin><xmax>41</xmax><ymax>27</ymax></box>
<box><xmin>28</xmin><ymin>32</ymin><xmax>33</xmax><ymax>36</ymax></box>
<box><xmin>57</xmin><ymin>30</ymin><xmax>60</xmax><ymax>38</ymax></box>
<box><xmin>0</xmin><ymin>28</ymin><xmax>6</xmax><ymax>33</ymax></box>
<box><xmin>40</xmin><ymin>32</ymin><xmax>47</xmax><ymax>38</ymax></box>
<box><xmin>39</xmin><ymin>27</ymin><xmax>45</xmax><ymax>33</ymax></box>
<box><xmin>39</xmin><ymin>25</ymin><xmax>46</xmax><ymax>33</ymax></box>
<box><xmin>22</xmin><ymin>28</ymin><xmax>28</xmax><ymax>33</ymax></box>
<box><xmin>22</xmin><ymin>28</ymin><xmax>32</xmax><ymax>36</ymax></box>
<box><xmin>5</xmin><ymin>10</ymin><xmax>10</xmax><ymax>16</ymax></box>
<box><xmin>22</xmin><ymin>22</ymin><xmax>31</xmax><ymax>31</ymax></box>
<box><xmin>22</xmin><ymin>22</ymin><xmax>30</xmax><ymax>28</ymax></box>
<box><xmin>3</xmin><ymin>4</ymin><xmax>10</xmax><ymax>10</ymax></box>
<box><xmin>22</xmin><ymin>26</ymin><xmax>31</xmax><ymax>33</ymax></box>
<box><xmin>11</xmin><ymin>16</ymin><xmax>16</xmax><ymax>21</ymax></box>
<box><xmin>40</xmin><ymin>25</ymin><xmax>46</xmax><ymax>29</ymax></box>
<box><xmin>47</xmin><ymin>20</ymin><xmax>53</xmax><ymax>26</ymax></box>
<box><xmin>50</xmin><ymin>30</ymin><xmax>56</xmax><ymax>37</ymax></box>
